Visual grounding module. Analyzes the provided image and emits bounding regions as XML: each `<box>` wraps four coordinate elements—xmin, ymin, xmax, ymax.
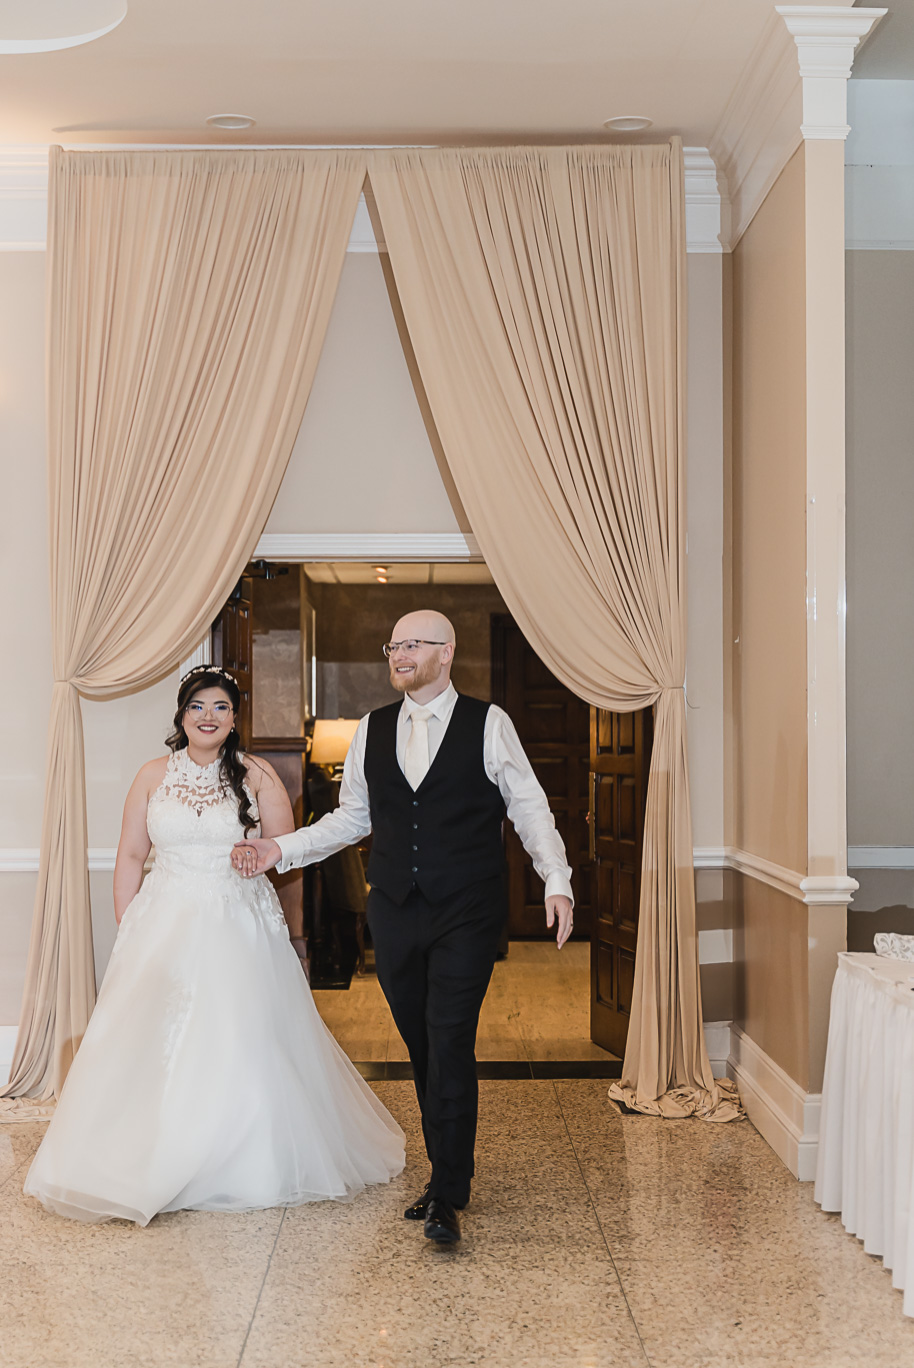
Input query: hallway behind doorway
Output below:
<box><xmin>313</xmin><ymin>941</ymin><xmax>619</xmax><ymax>1065</ymax></box>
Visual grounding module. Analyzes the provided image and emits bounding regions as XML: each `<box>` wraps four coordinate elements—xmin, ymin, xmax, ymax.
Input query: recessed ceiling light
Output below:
<box><xmin>373</xmin><ymin>566</ymin><xmax>387</xmax><ymax>574</ymax></box>
<box><xmin>206</xmin><ymin>113</ymin><xmax>256</xmax><ymax>130</ymax></box>
<box><xmin>603</xmin><ymin>116</ymin><xmax>653</xmax><ymax>133</ymax></box>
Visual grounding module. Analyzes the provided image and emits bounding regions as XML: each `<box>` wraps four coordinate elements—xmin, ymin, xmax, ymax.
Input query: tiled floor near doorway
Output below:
<box><xmin>4</xmin><ymin>1080</ymin><xmax>914</xmax><ymax>1367</ymax></box>
<box><xmin>313</xmin><ymin>939</ymin><xmax>619</xmax><ymax>1063</ymax></box>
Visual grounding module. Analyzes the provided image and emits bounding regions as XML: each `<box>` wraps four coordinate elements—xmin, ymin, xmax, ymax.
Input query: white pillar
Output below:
<box><xmin>776</xmin><ymin>6</ymin><xmax>884</xmax><ymax>898</ymax></box>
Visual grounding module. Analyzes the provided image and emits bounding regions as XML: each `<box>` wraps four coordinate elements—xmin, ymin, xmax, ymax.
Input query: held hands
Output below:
<box><xmin>231</xmin><ymin>838</ymin><xmax>282</xmax><ymax>878</ymax></box>
<box><xmin>546</xmin><ymin>895</ymin><xmax>574</xmax><ymax>949</ymax></box>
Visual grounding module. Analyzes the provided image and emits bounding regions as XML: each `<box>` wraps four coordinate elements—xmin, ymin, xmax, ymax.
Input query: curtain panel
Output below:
<box><xmin>2</xmin><ymin>147</ymin><xmax>367</xmax><ymax>1115</ymax></box>
<box><xmin>370</xmin><ymin>144</ymin><xmax>738</xmax><ymax>1118</ymax></box>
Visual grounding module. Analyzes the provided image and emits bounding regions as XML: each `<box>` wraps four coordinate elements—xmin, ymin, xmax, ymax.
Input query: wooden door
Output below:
<box><xmin>491</xmin><ymin>615</ymin><xmax>591</xmax><ymax>938</ymax></box>
<box><xmin>590</xmin><ymin>707</ymin><xmax>653</xmax><ymax>1055</ymax></box>
<box><xmin>216</xmin><ymin>574</ymin><xmax>253</xmax><ymax>749</ymax></box>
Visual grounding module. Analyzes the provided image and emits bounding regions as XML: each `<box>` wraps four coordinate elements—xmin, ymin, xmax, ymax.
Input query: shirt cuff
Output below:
<box><xmin>544</xmin><ymin>872</ymin><xmax>574</xmax><ymax>907</ymax></box>
<box><xmin>273</xmin><ymin>831</ymin><xmax>301</xmax><ymax>874</ymax></box>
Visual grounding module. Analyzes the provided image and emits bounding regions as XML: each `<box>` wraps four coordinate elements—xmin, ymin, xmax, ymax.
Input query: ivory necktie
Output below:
<box><xmin>404</xmin><ymin>706</ymin><xmax>433</xmax><ymax>790</ymax></box>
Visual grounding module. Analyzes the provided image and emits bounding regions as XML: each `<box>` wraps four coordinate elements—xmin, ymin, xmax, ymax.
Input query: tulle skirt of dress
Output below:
<box><xmin>24</xmin><ymin>862</ymin><xmax>405</xmax><ymax>1225</ymax></box>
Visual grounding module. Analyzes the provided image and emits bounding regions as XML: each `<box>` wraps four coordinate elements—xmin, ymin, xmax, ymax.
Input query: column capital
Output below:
<box><xmin>776</xmin><ymin>6</ymin><xmax>887</xmax><ymax>139</ymax></box>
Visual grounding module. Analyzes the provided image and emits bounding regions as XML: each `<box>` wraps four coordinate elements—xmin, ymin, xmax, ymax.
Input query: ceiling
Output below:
<box><xmin>853</xmin><ymin>0</ymin><xmax>914</xmax><ymax>78</ymax></box>
<box><xmin>303</xmin><ymin>563</ymin><xmax>494</xmax><ymax>586</ymax></box>
<box><xmin>0</xmin><ymin>0</ymin><xmax>847</xmax><ymax>149</ymax></box>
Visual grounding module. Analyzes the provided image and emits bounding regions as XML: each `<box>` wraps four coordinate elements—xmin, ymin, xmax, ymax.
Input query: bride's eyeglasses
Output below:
<box><xmin>382</xmin><ymin>639</ymin><xmax>446</xmax><ymax>658</ymax></box>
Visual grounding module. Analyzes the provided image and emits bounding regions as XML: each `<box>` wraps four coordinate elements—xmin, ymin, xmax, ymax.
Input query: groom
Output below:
<box><xmin>233</xmin><ymin>609</ymin><xmax>574</xmax><ymax>1244</ymax></box>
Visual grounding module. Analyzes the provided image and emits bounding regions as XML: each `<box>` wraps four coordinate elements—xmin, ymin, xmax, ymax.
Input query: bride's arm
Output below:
<box><xmin>245</xmin><ymin>758</ymin><xmax>295</xmax><ymax>841</ymax></box>
<box><xmin>113</xmin><ymin>760</ymin><xmax>159</xmax><ymax>925</ymax></box>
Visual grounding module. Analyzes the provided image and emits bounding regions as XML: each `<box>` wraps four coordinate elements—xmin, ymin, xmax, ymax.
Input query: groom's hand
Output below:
<box><xmin>232</xmin><ymin>838</ymin><xmax>281</xmax><ymax>878</ymax></box>
<box><xmin>546</xmin><ymin>895</ymin><xmax>573</xmax><ymax>949</ymax></box>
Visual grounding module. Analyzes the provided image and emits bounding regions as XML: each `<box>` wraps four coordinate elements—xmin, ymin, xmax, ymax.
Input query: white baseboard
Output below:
<box><xmin>728</xmin><ymin>1026</ymin><xmax>820</xmax><ymax>1181</ymax></box>
<box><xmin>0</xmin><ymin>1026</ymin><xmax>17</xmax><ymax>1088</ymax></box>
<box><xmin>703</xmin><ymin>1021</ymin><xmax>732</xmax><ymax>1078</ymax></box>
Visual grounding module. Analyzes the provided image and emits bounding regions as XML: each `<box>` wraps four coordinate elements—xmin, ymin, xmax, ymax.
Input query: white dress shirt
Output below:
<box><xmin>275</xmin><ymin>682</ymin><xmax>574</xmax><ymax>904</ymax></box>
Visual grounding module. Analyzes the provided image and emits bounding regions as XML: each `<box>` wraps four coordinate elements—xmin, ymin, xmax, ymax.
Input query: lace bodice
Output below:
<box><xmin>146</xmin><ymin>748</ymin><xmax>259</xmax><ymax>876</ymax></box>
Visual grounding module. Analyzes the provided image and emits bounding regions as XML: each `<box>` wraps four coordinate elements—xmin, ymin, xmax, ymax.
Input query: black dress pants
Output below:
<box><xmin>366</xmin><ymin>875</ymin><xmax>507</xmax><ymax>1208</ymax></box>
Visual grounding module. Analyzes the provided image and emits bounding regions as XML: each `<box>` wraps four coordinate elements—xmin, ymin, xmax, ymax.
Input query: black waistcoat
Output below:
<box><xmin>364</xmin><ymin>693</ymin><xmax>507</xmax><ymax>905</ymax></box>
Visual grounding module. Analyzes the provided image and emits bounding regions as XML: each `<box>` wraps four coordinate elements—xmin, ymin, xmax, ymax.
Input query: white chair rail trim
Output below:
<box><xmin>694</xmin><ymin>847</ymin><xmax>857</xmax><ymax>905</ymax></box>
<box><xmin>0</xmin><ymin>846</ymin><xmax>860</xmax><ymax>900</ymax></box>
<box><xmin>847</xmin><ymin>846</ymin><xmax>914</xmax><ymax>869</ymax></box>
<box><xmin>0</xmin><ymin>849</ymin><xmax>119</xmax><ymax>873</ymax></box>
<box><xmin>728</xmin><ymin>1025</ymin><xmax>821</xmax><ymax>1181</ymax></box>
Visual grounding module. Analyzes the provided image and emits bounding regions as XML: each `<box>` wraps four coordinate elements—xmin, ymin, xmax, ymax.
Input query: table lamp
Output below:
<box><xmin>310</xmin><ymin>718</ymin><xmax>360</xmax><ymax>776</ymax></box>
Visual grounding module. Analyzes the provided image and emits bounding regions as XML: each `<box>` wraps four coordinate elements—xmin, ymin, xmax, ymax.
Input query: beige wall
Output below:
<box><xmin>729</xmin><ymin>145</ymin><xmax>809</xmax><ymax>877</ymax></box>
<box><xmin>1</xmin><ymin>254</ymin><xmax>52</xmax><ymax>848</ymax></box>
<box><xmin>733</xmin><ymin>873</ymin><xmax>809</xmax><ymax>1088</ymax></box>
<box><xmin>846</xmin><ymin>251</ymin><xmax>914</xmax><ymax>847</ymax></box>
<box><xmin>727</xmin><ymin>148</ymin><xmax>813</xmax><ymax>1091</ymax></box>
<box><xmin>686</xmin><ymin>254</ymin><xmax>725</xmax><ymax>854</ymax></box>
<box><xmin>265</xmin><ymin>252</ymin><xmax>461</xmax><ymax>536</ymax></box>
<box><xmin>1</xmin><ymin>253</ymin><xmax>52</xmax><ymax>1025</ymax></box>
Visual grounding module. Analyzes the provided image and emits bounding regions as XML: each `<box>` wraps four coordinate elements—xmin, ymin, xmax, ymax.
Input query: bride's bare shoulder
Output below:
<box><xmin>241</xmin><ymin>754</ymin><xmax>282</xmax><ymax>794</ymax></box>
<box><xmin>136</xmin><ymin>755</ymin><xmax>170</xmax><ymax>789</ymax></box>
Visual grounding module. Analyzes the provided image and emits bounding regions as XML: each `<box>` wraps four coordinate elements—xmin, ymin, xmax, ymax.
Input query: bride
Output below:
<box><xmin>25</xmin><ymin>666</ymin><xmax>405</xmax><ymax>1225</ymax></box>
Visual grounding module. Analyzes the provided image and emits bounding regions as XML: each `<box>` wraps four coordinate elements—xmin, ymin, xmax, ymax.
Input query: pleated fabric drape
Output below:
<box><xmin>370</xmin><ymin>144</ymin><xmax>739</xmax><ymax>1118</ymax></box>
<box><xmin>1</xmin><ymin>147</ymin><xmax>367</xmax><ymax>1116</ymax></box>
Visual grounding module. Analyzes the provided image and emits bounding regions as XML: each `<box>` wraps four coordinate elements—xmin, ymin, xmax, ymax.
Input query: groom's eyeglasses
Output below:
<box><xmin>382</xmin><ymin>639</ymin><xmax>447</xmax><ymax>658</ymax></box>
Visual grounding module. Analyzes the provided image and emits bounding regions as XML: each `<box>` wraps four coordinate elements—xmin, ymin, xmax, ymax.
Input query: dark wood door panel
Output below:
<box><xmin>491</xmin><ymin>614</ymin><xmax>591</xmax><ymax>939</ymax></box>
<box><xmin>590</xmin><ymin>704</ymin><xmax>653</xmax><ymax>1056</ymax></box>
<box><xmin>217</xmin><ymin>574</ymin><xmax>253</xmax><ymax>749</ymax></box>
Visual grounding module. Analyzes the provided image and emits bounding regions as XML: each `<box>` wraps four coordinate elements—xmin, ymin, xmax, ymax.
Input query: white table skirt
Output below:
<box><xmin>815</xmin><ymin>952</ymin><xmax>914</xmax><ymax>1316</ymax></box>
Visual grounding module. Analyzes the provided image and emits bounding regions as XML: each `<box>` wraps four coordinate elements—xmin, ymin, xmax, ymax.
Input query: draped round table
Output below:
<box><xmin>815</xmin><ymin>952</ymin><xmax>914</xmax><ymax>1315</ymax></box>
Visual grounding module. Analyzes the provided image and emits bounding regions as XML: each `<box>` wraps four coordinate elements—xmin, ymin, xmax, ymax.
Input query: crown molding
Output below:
<box><xmin>0</xmin><ymin>145</ymin><xmax>50</xmax><ymax>249</ymax></box>
<box><xmin>709</xmin><ymin>10</ymin><xmax>802</xmax><ymax>250</ymax></box>
<box><xmin>683</xmin><ymin>147</ymin><xmax>729</xmax><ymax>254</ymax></box>
<box><xmin>0</xmin><ymin>142</ymin><xmax>725</xmax><ymax>255</ymax></box>
<box><xmin>711</xmin><ymin>6</ymin><xmax>885</xmax><ymax>249</ymax></box>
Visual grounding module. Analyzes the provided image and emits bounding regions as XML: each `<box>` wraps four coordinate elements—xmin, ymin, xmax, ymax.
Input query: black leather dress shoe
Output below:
<box><xmin>405</xmin><ymin>1185</ymin><xmax>466</xmax><ymax>1220</ymax></box>
<box><xmin>404</xmin><ymin>1184</ymin><xmax>433</xmax><ymax>1221</ymax></box>
<box><xmin>424</xmin><ymin>1197</ymin><xmax>461</xmax><ymax>1244</ymax></box>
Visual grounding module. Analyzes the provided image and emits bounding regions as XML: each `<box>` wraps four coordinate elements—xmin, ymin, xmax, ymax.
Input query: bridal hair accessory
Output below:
<box><xmin>180</xmin><ymin>663</ymin><xmax>237</xmax><ymax>686</ymax></box>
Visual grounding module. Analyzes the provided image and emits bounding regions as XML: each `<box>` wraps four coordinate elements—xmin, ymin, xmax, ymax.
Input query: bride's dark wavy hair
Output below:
<box><xmin>165</xmin><ymin>667</ymin><xmax>257</xmax><ymax>836</ymax></box>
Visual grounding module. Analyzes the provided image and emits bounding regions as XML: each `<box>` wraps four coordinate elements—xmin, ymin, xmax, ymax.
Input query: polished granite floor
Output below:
<box><xmin>4</xmin><ymin>1081</ymin><xmax>914</xmax><ymax>1367</ymax></box>
<box><xmin>313</xmin><ymin>939</ymin><xmax>619</xmax><ymax>1063</ymax></box>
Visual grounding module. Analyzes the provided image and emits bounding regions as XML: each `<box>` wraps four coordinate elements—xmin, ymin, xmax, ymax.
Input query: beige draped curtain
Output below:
<box><xmin>370</xmin><ymin>144</ymin><xmax>738</xmax><ymax>1118</ymax></box>
<box><xmin>2</xmin><ymin>147</ymin><xmax>367</xmax><ymax>1116</ymax></box>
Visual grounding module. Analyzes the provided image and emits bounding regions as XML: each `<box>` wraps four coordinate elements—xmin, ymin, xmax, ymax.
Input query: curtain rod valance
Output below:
<box><xmin>51</xmin><ymin>140</ymin><xmax>680</xmax><ymax>174</ymax></box>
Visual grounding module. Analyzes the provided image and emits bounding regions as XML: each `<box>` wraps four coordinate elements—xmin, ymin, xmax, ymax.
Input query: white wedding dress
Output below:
<box><xmin>24</xmin><ymin>748</ymin><xmax>405</xmax><ymax>1225</ymax></box>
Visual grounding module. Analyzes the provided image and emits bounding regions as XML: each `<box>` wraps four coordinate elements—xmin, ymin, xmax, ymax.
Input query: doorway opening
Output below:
<box><xmin>211</xmin><ymin>559</ymin><xmax>652</xmax><ymax>1073</ymax></box>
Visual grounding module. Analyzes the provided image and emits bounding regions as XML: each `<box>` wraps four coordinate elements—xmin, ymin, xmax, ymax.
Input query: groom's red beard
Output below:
<box><xmin>389</xmin><ymin>655</ymin><xmax>441</xmax><ymax>694</ymax></box>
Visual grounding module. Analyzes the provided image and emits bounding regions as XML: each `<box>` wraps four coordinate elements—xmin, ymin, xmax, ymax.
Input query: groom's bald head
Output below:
<box><xmin>391</xmin><ymin>609</ymin><xmax>456</xmax><ymax>648</ymax></box>
<box><xmin>387</xmin><ymin>609</ymin><xmax>456</xmax><ymax>696</ymax></box>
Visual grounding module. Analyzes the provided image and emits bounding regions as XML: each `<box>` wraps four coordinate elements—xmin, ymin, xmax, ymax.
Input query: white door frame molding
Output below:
<box><xmin>253</xmin><ymin>532</ymin><xmax>482</xmax><ymax>562</ymax></box>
